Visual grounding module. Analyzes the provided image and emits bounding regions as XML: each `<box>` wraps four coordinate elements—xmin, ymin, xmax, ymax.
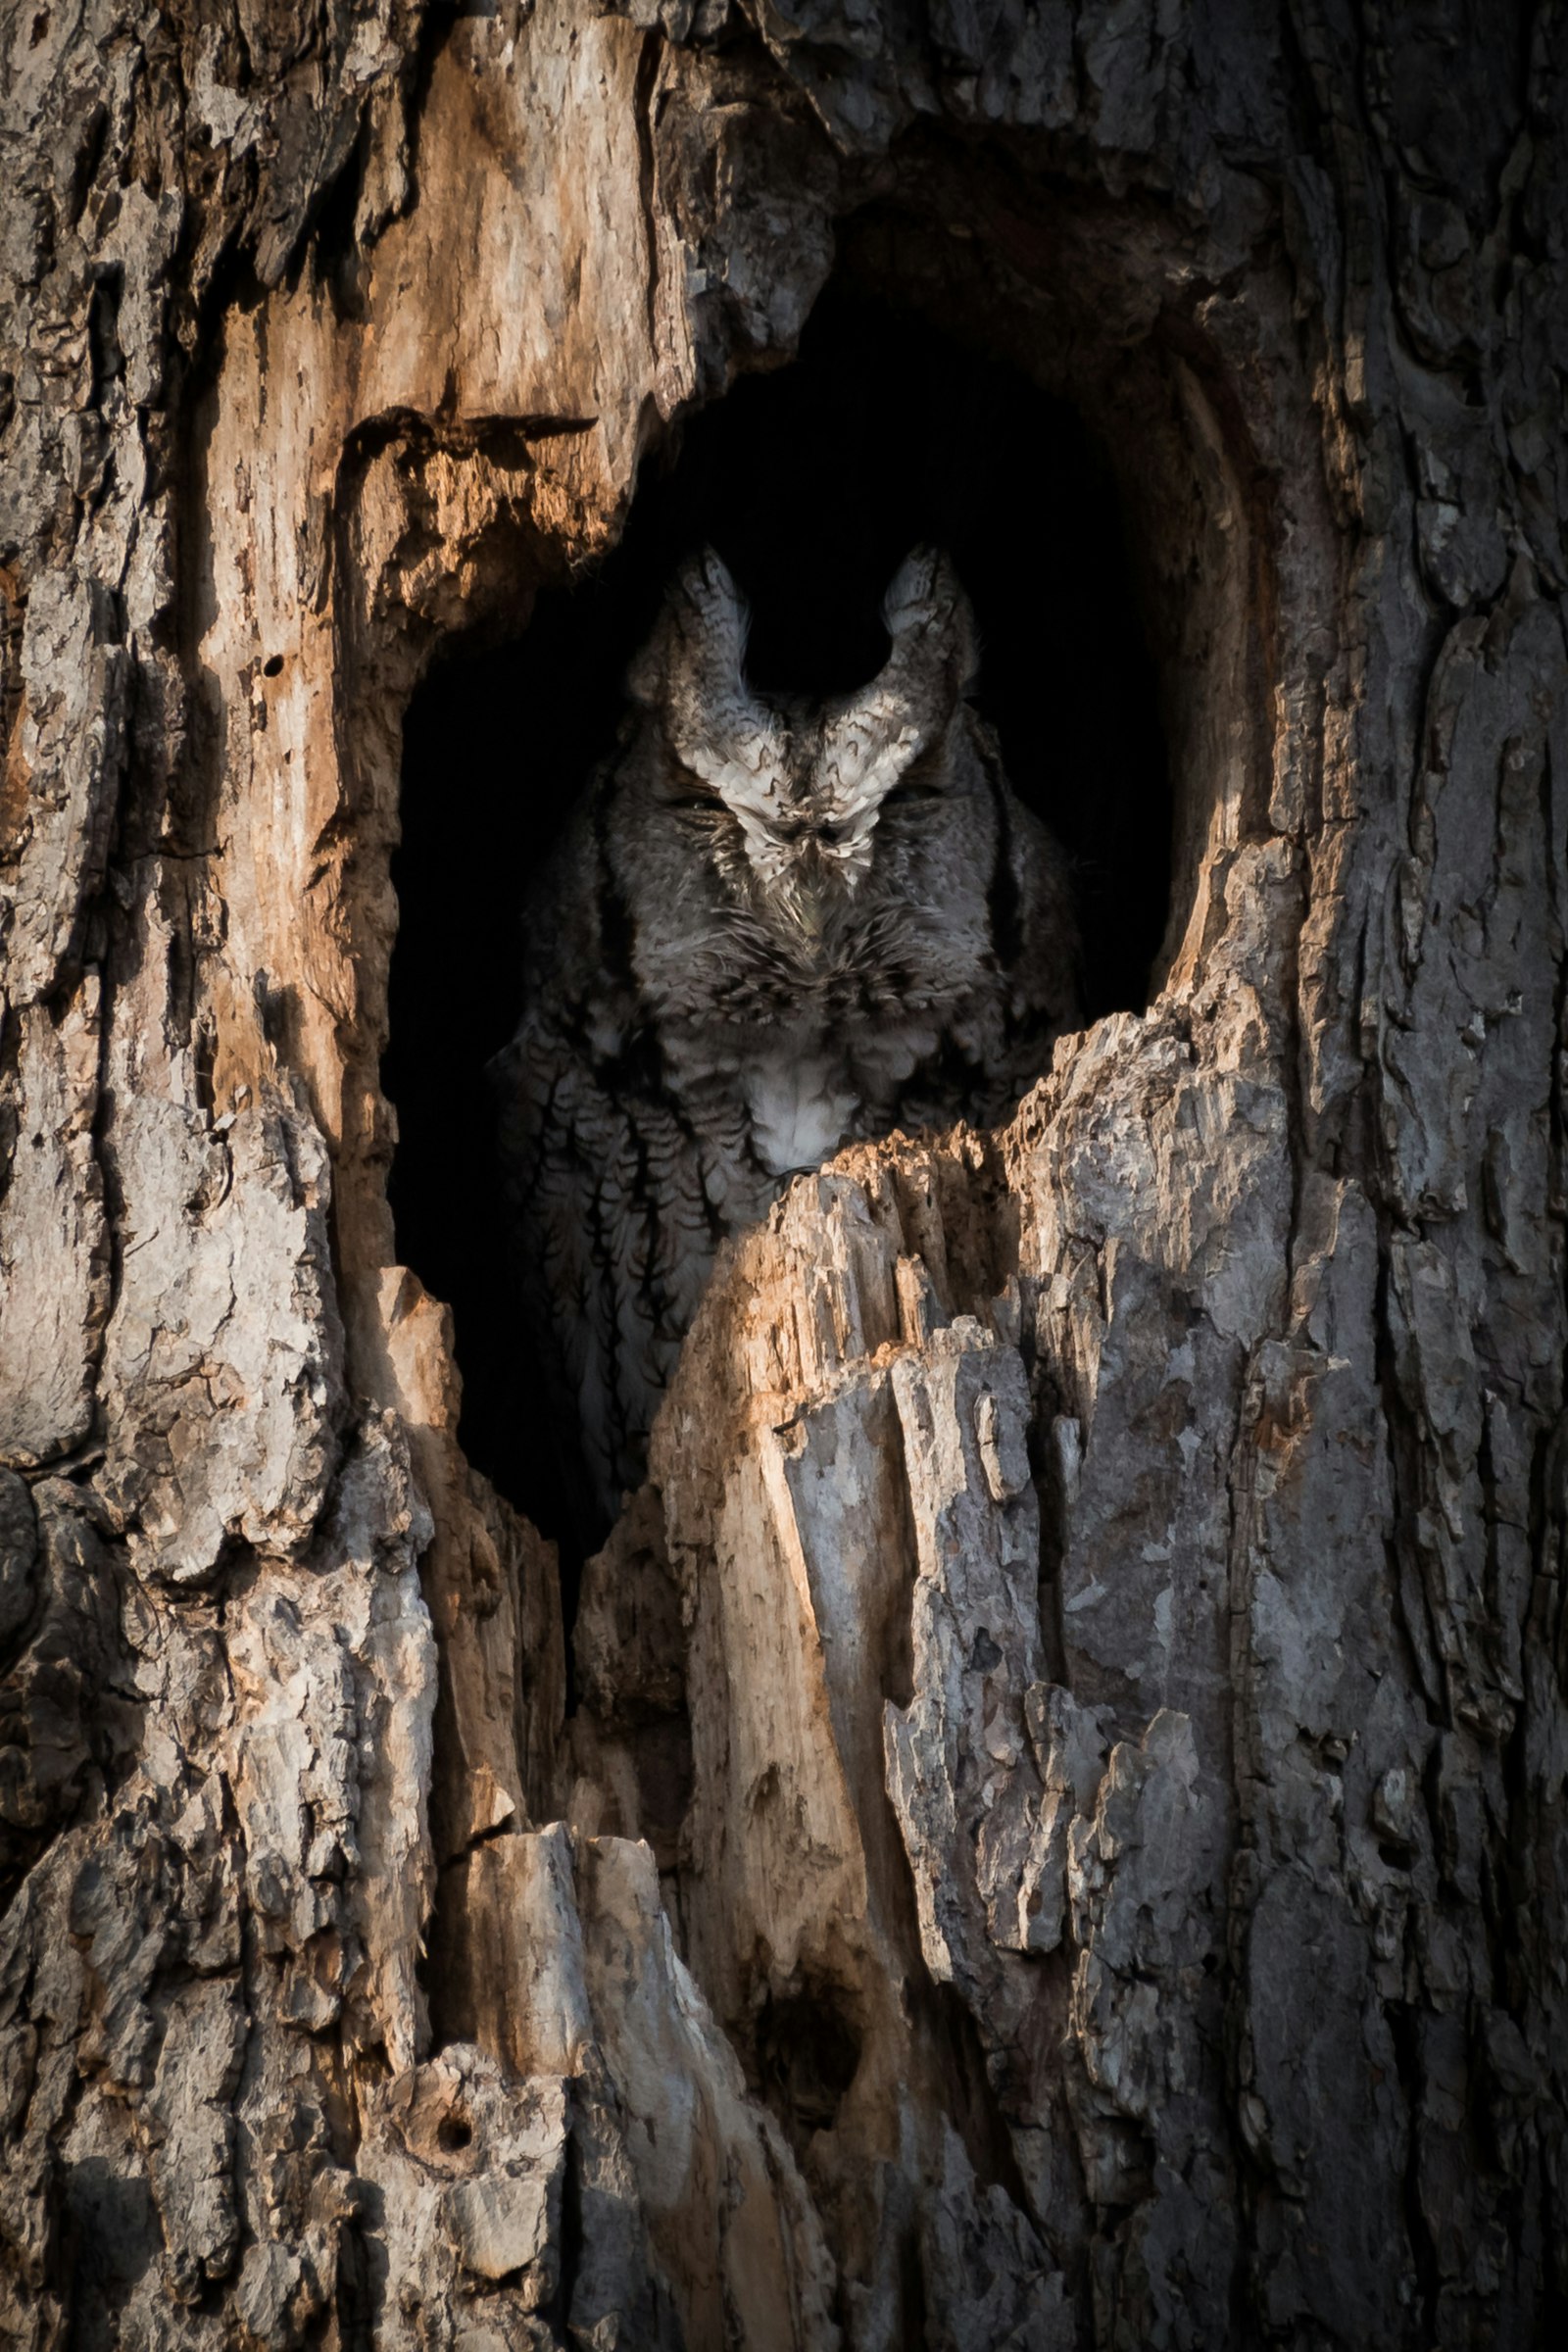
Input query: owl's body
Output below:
<box><xmin>492</xmin><ymin>551</ymin><xmax>1078</xmax><ymax>1536</ymax></box>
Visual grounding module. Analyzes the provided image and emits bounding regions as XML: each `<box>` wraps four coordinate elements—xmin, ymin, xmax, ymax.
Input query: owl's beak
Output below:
<box><xmin>781</xmin><ymin>843</ymin><xmax>837</xmax><ymax>939</ymax></box>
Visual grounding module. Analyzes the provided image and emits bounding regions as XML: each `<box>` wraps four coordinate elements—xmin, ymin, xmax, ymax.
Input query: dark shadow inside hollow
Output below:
<box><xmin>384</xmin><ymin>283</ymin><xmax>1172</xmax><ymax>1560</ymax></box>
<box><xmin>752</xmin><ymin>1986</ymin><xmax>864</xmax><ymax>2159</ymax></box>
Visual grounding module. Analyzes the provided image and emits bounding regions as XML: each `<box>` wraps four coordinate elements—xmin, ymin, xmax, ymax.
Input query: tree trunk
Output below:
<box><xmin>2</xmin><ymin>3</ymin><xmax>1564</xmax><ymax>2346</ymax></box>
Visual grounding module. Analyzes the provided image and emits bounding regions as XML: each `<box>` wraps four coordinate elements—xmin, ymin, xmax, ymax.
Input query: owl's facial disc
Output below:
<box><xmin>633</xmin><ymin>543</ymin><xmax>975</xmax><ymax>939</ymax></box>
<box><xmin>720</xmin><ymin>749</ymin><xmax>913</xmax><ymax>937</ymax></box>
<box><xmin>710</xmin><ymin>708</ymin><xmax>948</xmax><ymax>941</ymax></box>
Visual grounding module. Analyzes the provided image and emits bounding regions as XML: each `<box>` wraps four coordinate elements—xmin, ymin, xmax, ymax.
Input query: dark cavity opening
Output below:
<box><xmin>752</xmin><ymin>1985</ymin><xmax>864</xmax><ymax>2159</ymax></box>
<box><xmin>385</xmin><ymin>285</ymin><xmax>1171</xmax><ymax>1555</ymax></box>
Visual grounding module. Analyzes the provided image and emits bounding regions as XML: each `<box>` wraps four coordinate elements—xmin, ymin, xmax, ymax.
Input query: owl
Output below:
<box><xmin>491</xmin><ymin>548</ymin><xmax>1078</xmax><ymax>1539</ymax></box>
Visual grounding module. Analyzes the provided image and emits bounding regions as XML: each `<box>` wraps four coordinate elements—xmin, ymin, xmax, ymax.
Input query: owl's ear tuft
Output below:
<box><xmin>880</xmin><ymin>548</ymin><xmax>979</xmax><ymax>698</ymax></box>
<box><xmin>821</xmin><ymin>550</ymin><xmax>977</xmax><ymax>802</ymax></box>
<box><xmin>626</xmin><ymin>550</ymin><xmax>780</xmax><ymax>791</ymax></box>
<box><xmin>626</xmin><ymin>547</ymin><xmax>753</xmax><ymax>714</ymax></box>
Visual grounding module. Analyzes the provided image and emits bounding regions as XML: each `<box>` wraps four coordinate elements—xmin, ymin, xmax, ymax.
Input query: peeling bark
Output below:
<box><xmin>2</xmin><ymin>1</ymin><xmax>1565</xmax><ymax>2346</ymax></box>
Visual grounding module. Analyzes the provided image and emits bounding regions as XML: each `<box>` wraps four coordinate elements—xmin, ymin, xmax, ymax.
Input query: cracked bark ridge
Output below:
<box><xmin>2</xmin><ymin>0</ymin><xmax>1566</xmax><ymax>2346</ymax></box>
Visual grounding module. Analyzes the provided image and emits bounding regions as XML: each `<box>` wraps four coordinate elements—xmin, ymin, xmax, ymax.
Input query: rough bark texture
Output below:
<box><xmin>2</xmin><ymin>2</ymin><xmax>1565</xmax><ymax>2346</ymax></box>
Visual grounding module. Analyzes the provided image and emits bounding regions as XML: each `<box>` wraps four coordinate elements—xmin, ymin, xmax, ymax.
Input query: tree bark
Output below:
<box><xmin>2</xmin><ymin>3</ymin><xmax>1564</xmax><ymax>2347</ymax></box>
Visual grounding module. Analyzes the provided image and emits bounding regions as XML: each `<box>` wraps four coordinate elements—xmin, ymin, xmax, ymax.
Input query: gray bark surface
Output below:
<box><xmin>1</xmin><ymin>1</ymin><xmax>1564</xmax><ymax>2346</ymax></box>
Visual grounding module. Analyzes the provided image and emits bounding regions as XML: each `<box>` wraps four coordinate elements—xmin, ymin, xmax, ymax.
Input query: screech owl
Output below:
<box><xmin>490</xmin><ymin>548</ymin><xmax>1079</xmax><ymax>1538</ymax></box>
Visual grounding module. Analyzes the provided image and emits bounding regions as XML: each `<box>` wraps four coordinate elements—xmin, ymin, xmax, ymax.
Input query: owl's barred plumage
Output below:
<box><xmin>491</xmin><ymin>548</ymin><xmax>1079</xmax><ymax>1536</ymax></box>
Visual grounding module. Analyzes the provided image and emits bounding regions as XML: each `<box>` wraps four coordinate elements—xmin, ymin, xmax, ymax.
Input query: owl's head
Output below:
<box><xmin>625</xmin><ymin>546</ymin><xmax>980</xmax><ymax>941</ymax></box>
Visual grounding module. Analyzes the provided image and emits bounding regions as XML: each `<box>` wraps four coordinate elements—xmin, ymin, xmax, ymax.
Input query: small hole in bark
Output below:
<box><xmin>262</xmin><ymin>653</ymin><xmax>283</xmax><ymax>678</ymax></box>
<box><xmin>970</xmin><ymin>1627</ymin><xmax>1004</xmax><ymax>1674</ymax></box>
<box><xmin>753</xmin><ymin>1987</ymin><xmax>863</xmax><ymax>2154</ymax></box>
<box><xmin>86</xmin><ymin>268</ymin><xmax>123</xmax><ymax>405</ymax></box>
<box><xmin>387</xmin><ymin>286</ymin><xmax>1172</xmax><ymax>1554</ymax></box>
<box><xmin>436</xmin><ymin>2109</ymin><xmax>472</xmax><ymax>2151</ymax></box>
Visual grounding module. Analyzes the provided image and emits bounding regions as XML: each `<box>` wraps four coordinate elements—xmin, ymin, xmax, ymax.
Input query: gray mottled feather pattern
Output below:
<box><xmin>491</xmin><ymin>549</ymin><xmax>1078</xmax><ymax>1531</ymax></box>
